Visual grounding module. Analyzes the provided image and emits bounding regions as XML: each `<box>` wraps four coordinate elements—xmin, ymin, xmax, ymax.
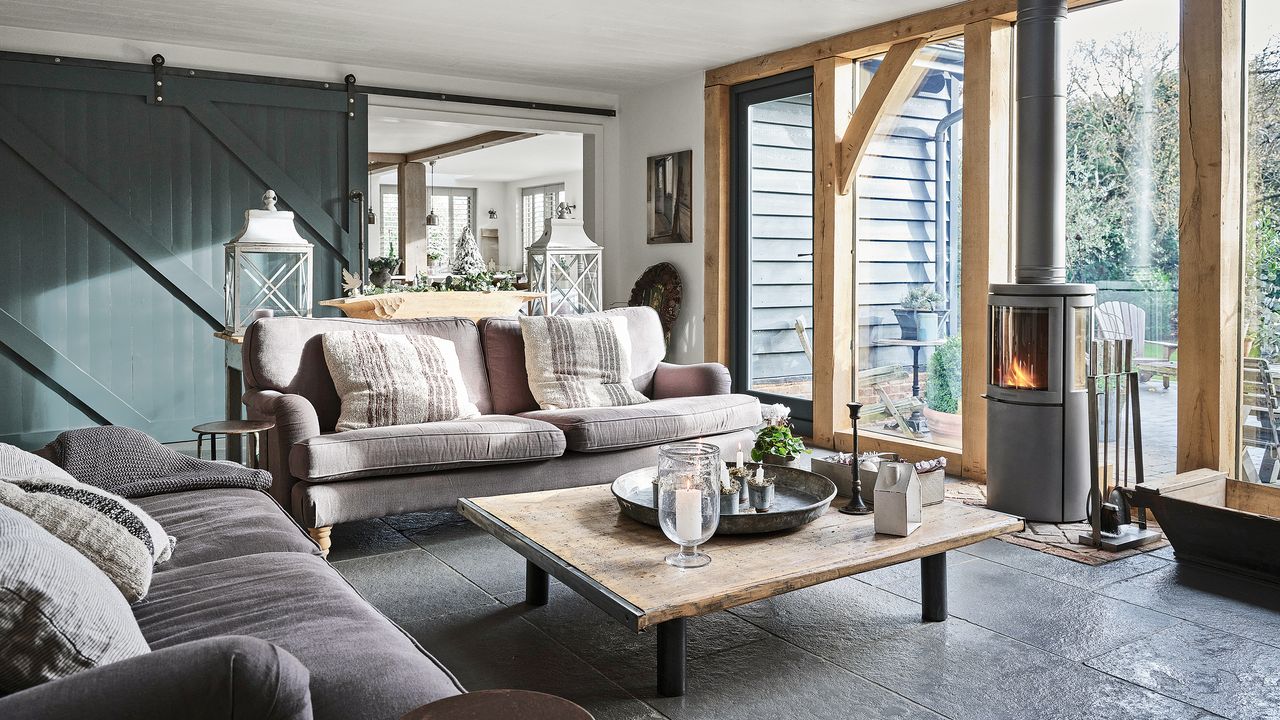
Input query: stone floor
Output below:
<box><xmin>329</xmin><ymin>509</ymin><xmax>1280</xmax><ymax>720</ymax></box>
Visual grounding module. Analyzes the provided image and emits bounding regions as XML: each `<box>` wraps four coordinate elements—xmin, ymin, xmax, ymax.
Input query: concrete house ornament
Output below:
<box><xmin>873</xmin><ymin>459</ymin><xmax>922</xmax><ymax>537</ymax></box>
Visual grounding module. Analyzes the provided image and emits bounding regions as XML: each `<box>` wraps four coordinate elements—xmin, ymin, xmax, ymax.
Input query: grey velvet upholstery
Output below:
<box><xmin>0</xmin><ymin>636</ymin><xmax>313</xmax><ymax>720</ymax></box>
<box><xmin>135</xmin><ymin>551</ymin><xmax>462</xmax><ymax>720</ymax></box>
<box><xmin>292</xmin><ymin>428</ymin><xmax>757</xmax><ymax>527</ymax></box>
<box><xmin>521</xmin><ymin>395</ymin><xmax>761</xmax><ymax>453</ymax></box>
<box><xmin>132</xmin><ymin>489</ymin><xmax>321</xmax><ymax>570</ymax></box>
<box><xmin>246</xmin><ymin>308</ymin><xmax>759</xmax><ymax>530</ymax></box>
<box><xmin>290</xmin><ymin>416</ymin><xmax>566</xmax><ymax>482</ymax></box>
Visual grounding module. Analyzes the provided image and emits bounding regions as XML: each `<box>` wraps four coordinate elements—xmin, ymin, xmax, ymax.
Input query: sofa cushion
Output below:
<box><xmin>519</xmin><ymin>314</ymin><xmax>650</xmax><ymax>410</ymax></box>
<box><xmin>242</xmin><ymin>316</ymin><xmax>493</xmax><ymax>431</ymax></box>
<box><xmin>0</xmin><ymin>505</ymin><xmax>150</xmax><ymax>695</ymax></box>
<box><xmin>521</xmin><ymin>394</ymin><xmax>761</xmax><ymax>452</ymax></box>
<box><xmin>478</xmin><ymin>306</ymin><xmax>667</xmax><ymax>415</ymax></box>
<box><xmin>290</xmin><ymin>415</ymin><xmax>567</xmax><ymax>483</ymax></box>
<box><xmin>134</xmin><ymin>552</ymin><xmax>462</xmax><ymax>720</ymax></box>
<box><xmin>322</xmin><ymin>331</ymin><xmax>480</xmax><ymax>431</ymax></box>
<box><xmin>131</xmin><ymin>489</ymin><xmax>321</xmax><ymax>570</ymax></box>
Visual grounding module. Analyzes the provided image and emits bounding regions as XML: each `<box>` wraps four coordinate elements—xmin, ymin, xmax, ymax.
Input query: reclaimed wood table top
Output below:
<box><xmin>459</xmin><ymin>485</ymin><xmax>1022</xmax><ymax>631</ymax></box>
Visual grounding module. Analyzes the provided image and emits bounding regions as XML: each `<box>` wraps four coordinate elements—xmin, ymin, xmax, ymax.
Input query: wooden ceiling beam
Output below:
<box><xmin>367</xmin><ymin>161</ymin><xmax>399</xmax><ymax>174</ymax></box>
<box><xmin>369</xmin><ymin>152</ymin><xmax>407</xmax><ymax>164</ymax></box>
<box><xmin>837</xmin><ymin>37</ymin><xmax>926</xmax><ymax>195</ymax></box>
<box><xmin>405</xmin><ymin>130</ymin><xmax>540</xmax><ymax>163</ymax></box>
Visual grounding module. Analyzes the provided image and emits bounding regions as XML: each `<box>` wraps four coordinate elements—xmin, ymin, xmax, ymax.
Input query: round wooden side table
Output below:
<box><xmin>191</xmin><ymin>420</ymin><xmax>274</xmax><ymax>467</ymax></box>
<box><xmin>399</xmin><ymin>690</ymin><xmax>593</xmax><ymax>720</ymax></box>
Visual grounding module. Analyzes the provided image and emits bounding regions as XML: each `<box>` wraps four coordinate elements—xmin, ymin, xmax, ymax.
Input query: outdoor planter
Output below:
<box><xmin>894</xmin><ymin>308</ymin><xmax>947</xmax><ymax>341</ymax></box>
<box><xmin>923</xmin><ymin>408</ymin><xmax>961</xmax><ymax>446</ymax></box>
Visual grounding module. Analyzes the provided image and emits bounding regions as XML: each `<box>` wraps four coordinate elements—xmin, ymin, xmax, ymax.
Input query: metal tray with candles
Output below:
<box><xmin>611</xmin><ymin>463</ymin><xmax>837</xmax><ymax>535</ymax></box>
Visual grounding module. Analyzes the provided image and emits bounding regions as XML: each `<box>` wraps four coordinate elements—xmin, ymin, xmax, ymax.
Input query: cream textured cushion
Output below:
<box><xmin>0</xmin><ymin>478</ymin><xmax>173</xmax><ymax>603</ymax></box>
<box><xmin>518</xmin><ymin>314</ymin><xmax>650</xmax><ymax>411</ymax></box>
<box><xmin>322</xmin><ymin>331</ymin><xmax>481</xmax><ymax>432</ymax></box>
<box><xmin>0</xmin><ymin>504</ymin><xmax>150</xmax><ymax>694</ymax></box>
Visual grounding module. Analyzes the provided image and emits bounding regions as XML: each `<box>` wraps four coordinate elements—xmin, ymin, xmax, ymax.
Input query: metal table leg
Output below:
<box><xmin>657</xmin><ymin>618</ymin><xmax>687</xmax><ymax>697</ymax></box>
<box><xmin>525</xmin><ymin>560</ymin><xmax>549</xmax><ymax>607</ymax></box>
<box><xmin>921</xmin><ymin>552</ymin><xmax>947</xmax><ymax>622</ymax></box>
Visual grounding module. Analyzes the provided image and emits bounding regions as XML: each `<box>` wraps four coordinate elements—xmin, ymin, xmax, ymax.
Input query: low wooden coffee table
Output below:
<box><xmin>459</xmin><ymin>485</ymin><xmax>1022</xmax><ymax>697</ymax></box>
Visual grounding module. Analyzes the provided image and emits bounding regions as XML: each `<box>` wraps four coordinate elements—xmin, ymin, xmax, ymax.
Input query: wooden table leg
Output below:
<box><xmin>525</xmin><ymin>560</ymin><xmax>549</xmax><ymax>607</ymax></box>
<box><xmin>657</xmin><ymin>618</ymin><xmax>687</xmax><ymax>697</ymax></box>
<box><xmin>921</xmin><ymin>552</ymin><xmax>947</xmax><ymax>622</ymax></box>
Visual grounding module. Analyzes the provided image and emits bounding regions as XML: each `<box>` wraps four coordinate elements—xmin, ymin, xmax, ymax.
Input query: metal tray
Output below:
<box><xmin>611</xmin><ymin>463</ymin><xmax>837</xmax><ymax>535</ymax></box>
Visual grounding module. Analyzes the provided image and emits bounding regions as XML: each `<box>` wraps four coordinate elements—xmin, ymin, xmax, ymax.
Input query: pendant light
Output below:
<box><xmin>425</xmin><ymin>160</ymin><xmax>441</xmax><ymax>227</ymax></box>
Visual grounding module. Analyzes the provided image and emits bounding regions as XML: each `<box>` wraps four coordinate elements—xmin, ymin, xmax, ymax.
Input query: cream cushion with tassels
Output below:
<box><xmin>518</xmin><ymin>314</ymin><xmax>650</xmax><ymax>411</ymax></box>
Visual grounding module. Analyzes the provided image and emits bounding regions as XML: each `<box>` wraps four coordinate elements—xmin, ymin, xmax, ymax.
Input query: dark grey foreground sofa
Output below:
<box><xmin>241</xmin><ymin>307</ymin><xmax>760</xmax><ymax>553</ymax></box>
<box><xmin>0</xmin><ymin>487</ymin><xmax>464</xmax><ymax>720</ymax></box>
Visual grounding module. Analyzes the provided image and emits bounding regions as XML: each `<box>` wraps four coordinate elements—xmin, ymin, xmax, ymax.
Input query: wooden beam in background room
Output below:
<box><xmin>405</xmin><ymin>131</ymin><xmax>539</xmax><ymax>163</ymax></box>
<box><xmin>811</xmin><ymin>57</ymin><xmax>856</xmax><ymax>448</ymax></box>
<box><xmin>368</xmin><ymin>152</ymin><xmax>406</xmax><ymax>175</ymax></box>
<box><xmin>837</xmin><ymin>37</ymin><xmax>926</xmax><ymax>196</ymax></box>
<box><xmin>397</xmin><ymin>161</ymin><xmax>427</xmax><ymax>263</ymax></box>
<box><xmin>1177</xmin><ymin>0</ymin><xmax>1242</xmax><ymax>475</ymax></box>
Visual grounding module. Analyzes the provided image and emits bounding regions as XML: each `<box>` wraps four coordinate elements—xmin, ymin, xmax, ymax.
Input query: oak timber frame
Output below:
<box><xmin>704</xmin><ymin>0</ymin><xmax>1243</xmax><ymax>479</ymax></box>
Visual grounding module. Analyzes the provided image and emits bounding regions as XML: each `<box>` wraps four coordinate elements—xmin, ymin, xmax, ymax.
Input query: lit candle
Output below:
<box><xmin>674</xmin><ymin>478</ymin><xmax>702</xmax><ymax>542</ymax></box>
<box><xmin>735</xmin><ymin>443</ymin><xmax>744</xmax><ymax>469</ymax></box>
<box><xmin>755</xmin><ymin>465</ymin><xmax>764</xmax><ymax>484</ymax></box>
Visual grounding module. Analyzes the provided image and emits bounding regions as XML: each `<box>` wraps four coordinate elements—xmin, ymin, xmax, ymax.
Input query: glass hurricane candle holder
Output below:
<box><xmin>656</xmin><ymin>442</ymin><xmax>721</xmax><ymax>568</ymax></box>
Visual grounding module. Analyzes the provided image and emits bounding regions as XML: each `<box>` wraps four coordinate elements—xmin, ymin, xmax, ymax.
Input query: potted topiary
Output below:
<box><xmin>751</xmin><ymin>403</ymin><xmax>809</xmax><ymax>466</ymax></box>
<box><xmin>368</xmin><ymin>243</ymin><xmax>401</xmax><ymax>289</ymax></box>
<box><xmin>894</xmin><ymin>287</ymin><xmax>947</xmax><ymax>340</ymax></box>
<box><xmin>923</xmin><ymin>335</ymin><xmax>962</xmax><ymax>446</ymax></box>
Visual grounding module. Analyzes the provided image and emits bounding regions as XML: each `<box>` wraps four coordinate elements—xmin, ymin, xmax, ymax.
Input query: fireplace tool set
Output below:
<box><xmin>1077</xmin><ymin>337</ymin><xmax>1162</xmax><ymax>550</ymax></box>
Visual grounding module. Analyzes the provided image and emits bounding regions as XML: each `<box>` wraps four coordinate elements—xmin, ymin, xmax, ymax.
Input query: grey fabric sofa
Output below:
<box><xmin>0</xmin><ymin>487</ymin><xmax>464</xmax><ymax>720</ymax></box>
<box><xmin>241</xmin><ymin>307</ymin><xmax>760</xmax><ymax>552</ymax></box>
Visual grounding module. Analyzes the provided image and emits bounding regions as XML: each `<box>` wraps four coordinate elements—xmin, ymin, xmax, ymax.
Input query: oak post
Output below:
<box><xmin>704</xmin><ymin>84</ymin><xmax>732</xmax><ymax>366</ymax></box>
<box><xmin>397</xmin><ymin>160</ymin><xmax>427</xmax><ymax>267</ymax></box>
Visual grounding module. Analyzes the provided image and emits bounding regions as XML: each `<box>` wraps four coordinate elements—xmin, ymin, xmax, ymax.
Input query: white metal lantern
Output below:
<box><xmin>224</xmin><ymin>190</ymin><xmax>314</xmax><ymax>334</ymax></box>
<box><xmin>526</xmin><ymin>204</ymin><xmax>602</xmax><ymax>315</ymax></box>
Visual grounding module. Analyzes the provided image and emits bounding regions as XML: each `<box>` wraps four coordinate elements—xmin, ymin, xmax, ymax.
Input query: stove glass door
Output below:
<box><xmin>990</xmin><ymin>305</ymin><xmax>1051</xmax><ymax>391</ymax></box>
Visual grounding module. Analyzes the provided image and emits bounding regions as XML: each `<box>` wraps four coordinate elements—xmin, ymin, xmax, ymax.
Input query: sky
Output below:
<box><xmin>1068</xmin><ymin>0</ymin><xmax>1280</xmax><ymax>58</ymax></box>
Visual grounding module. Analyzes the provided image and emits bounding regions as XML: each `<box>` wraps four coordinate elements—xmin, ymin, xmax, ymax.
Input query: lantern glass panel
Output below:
<box><xmin>226</xmin><ymin>245</ymin><xmax>312</xmax><ymax>333</ymax></box>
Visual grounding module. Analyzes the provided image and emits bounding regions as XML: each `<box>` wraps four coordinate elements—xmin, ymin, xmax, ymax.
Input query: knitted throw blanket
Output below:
<box><xmin>44</xmin><ymin>426</ymin><xmax>271</xmax><ymax>499</ymax></box>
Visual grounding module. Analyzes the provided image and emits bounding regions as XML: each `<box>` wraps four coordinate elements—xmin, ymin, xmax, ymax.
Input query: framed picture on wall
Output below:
<box><xmin>646</xmin><ymin>150</ymin><xmax>693</xmax><ymax>244</ymax></box>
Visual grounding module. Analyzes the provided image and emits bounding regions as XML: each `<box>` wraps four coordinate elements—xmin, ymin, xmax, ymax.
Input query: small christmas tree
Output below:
<box><xmin>450</xmin><ymin>226</ymin><xmax>486</xmax><ymax>276</ymax></box>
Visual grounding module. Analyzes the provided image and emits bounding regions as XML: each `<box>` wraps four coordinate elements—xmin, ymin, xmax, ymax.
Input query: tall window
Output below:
<box><xmin>853</xmin><ymin>39</ymin><xmax>964</xmax><ymax>450</ymax></box>
<box><xmin>378</xmin><ymin>185</ymin><xmax>398</xmax><ymax>257</ymax></box>
<box><xmin>426</xmin><ymin>187</ymin><xmax>476</xmax><ymax>269</ymax></box>
<box><xmin>1065</xmin><ymin>0</ymin><xmax>1179</xmax><ymax>476</ymax></box>
<box><xmin>1241</xmin><ymin>1</ymin><xmax>1280</xmax><ymax>483</ymax></box>
<box><xmin>521</xmin><ymin>183</ymin><xmax>567</xmax><ymax>256</ymax></box>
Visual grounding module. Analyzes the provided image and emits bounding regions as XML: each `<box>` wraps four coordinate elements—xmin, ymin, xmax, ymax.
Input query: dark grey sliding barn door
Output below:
<box><xmin>0</xmin><ymin>57</ymin><xmax>367</xmax><ymax>448</ymax></box>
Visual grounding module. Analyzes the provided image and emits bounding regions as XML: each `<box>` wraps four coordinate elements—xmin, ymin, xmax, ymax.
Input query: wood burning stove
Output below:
<box><xmin>985</xmin><ymin>0</ymin><xmax>1096</xmax><ymax>522</ymax></box>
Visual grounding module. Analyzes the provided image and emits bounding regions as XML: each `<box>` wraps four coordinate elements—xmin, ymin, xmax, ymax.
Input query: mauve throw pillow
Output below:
<box><xmin>0</xmin><ymin>504</ymin><xmax>150</xmax><ymax>695</ymax></box>
<box><xmin>518</xmin><ymin>314</ymin><xmax>649</xmax><ymax>410</ymax></box>
<box><xmin>322</xmin><ymin>331</ymin><xmax>480</xmax><ymax>431</ymax></box>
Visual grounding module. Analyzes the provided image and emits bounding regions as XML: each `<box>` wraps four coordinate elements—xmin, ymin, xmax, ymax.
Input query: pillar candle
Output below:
<box><xmin>674</xmin><ymin>483</ymin><xmax>702</xmax><ymax>542</ymax></box>
<box><xmin>735</xmin><ymin>443</ymin><xmax>744</xmax><ymax>469</ymax></box>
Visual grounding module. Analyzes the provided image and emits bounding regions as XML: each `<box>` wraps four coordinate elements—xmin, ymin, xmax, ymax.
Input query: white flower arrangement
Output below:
<box><xmin>759</xmin><ymin>403</ymin><xmax>792</xmax><ymax>427</ymax></box>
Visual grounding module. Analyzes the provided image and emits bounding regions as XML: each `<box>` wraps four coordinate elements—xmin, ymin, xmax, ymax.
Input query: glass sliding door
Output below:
<box><xmin>731</xmin><ymin>70</ymin><xmax>815</xmax><ymax>432</ymax></box>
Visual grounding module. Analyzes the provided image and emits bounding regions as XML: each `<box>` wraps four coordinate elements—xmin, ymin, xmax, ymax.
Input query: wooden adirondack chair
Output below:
<box><xmin>1094</xmin><ymin>301</ymin><xmax>1177</xmax><ymax>388</ymax></box>
<box><xmin>1241</xmin><ymin>357</ymin><xmax>1279</xmax><ymax>484</ymax></box>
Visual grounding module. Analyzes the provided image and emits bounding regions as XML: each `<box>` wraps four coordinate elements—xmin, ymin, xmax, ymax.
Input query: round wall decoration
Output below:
<box><xmin>627</xmin><ymin>262</ymin><xmax>682</xmax><ymax>349</ymax></box>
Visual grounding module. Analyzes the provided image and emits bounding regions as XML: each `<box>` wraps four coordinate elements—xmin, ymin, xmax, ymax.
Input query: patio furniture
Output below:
<box><xmin>1094</xmin><ymin>301</ymin><xmax>1177</xmax><ymax>389</ymax></box>
<box><xmin>459</xmin><ymin>484</ymin><xmax>1022</xmax><ymax>697</ymax></box>
<box><xmin>874</xmin><ymin>338</ymin><xmax>946</xmax><ymax>436</ymax></box>
<box><xmin>1241</xmin><ymin>357</ymin><xmax>1279</xmax><ymax>484</ymax></box>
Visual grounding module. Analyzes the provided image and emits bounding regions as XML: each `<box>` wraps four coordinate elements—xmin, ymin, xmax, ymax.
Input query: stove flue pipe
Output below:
<box><xmin>1015</xmin><ymin>0</ymin><xmax>1068</xmax><ymax>284</ymax></box>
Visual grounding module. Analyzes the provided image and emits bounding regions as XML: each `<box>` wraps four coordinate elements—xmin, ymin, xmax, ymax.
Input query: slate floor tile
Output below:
<box><xmin>630</xmin><ymin>635</ymin><xmax>944</xmax><ymax>720</ymax></box>
<box><xmin>1087</xmin><ymin>622</ymin><xmax>1280</xmax><ymax>720</ymax></box>
<box><xmin>406</xmin><ymin>521</ymin><xmax>527</xmax><ymax>596</ymax></box>
<box><xmin>401</xmin><ymin>605</ymin><xmax>664</xmax><ymax>720</ymax></box>
<box><xmin>331</xmin><ymin>549</ymin><xmax>497</xmax><ymax>623</ymax></box>
<box><xmin>383</xmin><ymin>509</ymin><xmax>472</xmax><ymax>534</ymax></box>
<box><xmin>962</xmin><ymin>537</ymin><xmax>1169</xmax><ymax>589</ymax></box>
<box><xmin>880</xmin><ymin>556</ymin><xmax>1182</xmax><ymax>662</ymax></box>
<box><xmin>325</xmin><ymin>518</ymin><xmax>416</xmax><ymax>562</ymax></box>
<box><xmin>1100</xmin><ymin>562</ymin><xmax>1280</xmax><ymax>648</ymax></box>
<box><xmin>730</xmin><ymin>574</ymin><xmax>930</xmax><ymax>648</ymax></box>
<box><xmin>856</xmin><ymin>550</ymin><xmax>976</xmax><ymax>590</ymax></box>
<box><xmin>513</xmin><ymin>583</ymin><xmax>771</xmax><ymax>687</ymax></box>
<box><xmin>830</xmin><ymin>618</ymin><xmax>1208</xmax><ymax>720</ymax></box>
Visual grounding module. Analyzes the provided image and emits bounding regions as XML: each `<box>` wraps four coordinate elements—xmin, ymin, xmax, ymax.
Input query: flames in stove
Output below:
<box><xmin>1001</xmin><ymin>355</ymin><xmax>1042</xmax><ymax>390</ymax></box>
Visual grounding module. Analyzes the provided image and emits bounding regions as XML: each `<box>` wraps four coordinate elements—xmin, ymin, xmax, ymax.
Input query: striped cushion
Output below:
<box><xmin>322</xmin><ymin>331</ymin><xmax>481</xmax><ymax>432</ymax></box>
<box><xmin>0</xmin><ymin>504</ymin><xmax>150</xmax><ymax>695</ymax></box>
<box><xmin>518</xmin><ymin>314</ymin><xmax>650</xmax><ymax>410</ymax></box>
<box><xmin>0</xmin><ymin>478</ymin><xmax>174</xmax><ymax>603</ymax></box>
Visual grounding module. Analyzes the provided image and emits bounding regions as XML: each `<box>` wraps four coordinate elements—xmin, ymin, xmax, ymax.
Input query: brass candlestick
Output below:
<box><xmin>839</xmin><ymin>402</ymin><xmax>872</xmax><ymax>515</ymax></box>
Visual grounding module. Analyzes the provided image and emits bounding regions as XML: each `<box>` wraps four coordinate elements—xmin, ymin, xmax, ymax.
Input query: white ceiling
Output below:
<box><xmin>372</xmin><ymin>132</ymin><xmax>582</xmax><ymax>185</ymax></box>
<box><xmin>0</xmin><ymin>0</ymin><xmax>956</xmax><ymax>91</ymax></box>
<box><xmin>368</xmin><ymin>107</ymin><xmax>508</xmax><ymax>154</ymax></box>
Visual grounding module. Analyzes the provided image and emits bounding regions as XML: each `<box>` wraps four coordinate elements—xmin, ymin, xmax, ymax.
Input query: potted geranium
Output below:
<box><xmin>751</xmin><ymin>403</ymin><xmax>809</xmax><ymax>466</ymax></box>
<box><xmin>923</xmin><ymin>335</ymin><xmax>962</xmax><ymax>445</ymax></box>
<box><xmin>894</xmin><ymin>286</ymin><xmax>947</xmax><ymax>340</ymax></box>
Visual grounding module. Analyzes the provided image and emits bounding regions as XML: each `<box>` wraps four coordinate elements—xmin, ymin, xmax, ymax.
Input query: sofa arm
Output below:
<box><xmin>652</xmin><ymin>362</ymin><xmax>732</xmax><ymax>399</ymax></box>
<box><xmin>243</xmin><ymin>389</ymin><xmax>321</xmax><ymax>513</ymax></box>
<box><xmin>0</xmin><ymin>636</ymin><xmax>312</xmax><ymax>720</ymax></box>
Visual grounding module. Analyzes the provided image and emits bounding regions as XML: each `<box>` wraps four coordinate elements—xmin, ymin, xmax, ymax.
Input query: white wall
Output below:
<box><xmin>500</xmin><ymin>170</ymin><xmax>585</xmax><ymax>268</ymax></box>
<box><xmin>607</xmin><ymin>73</ymin><xmax>706</xmax><ymax>363</ymax></box>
